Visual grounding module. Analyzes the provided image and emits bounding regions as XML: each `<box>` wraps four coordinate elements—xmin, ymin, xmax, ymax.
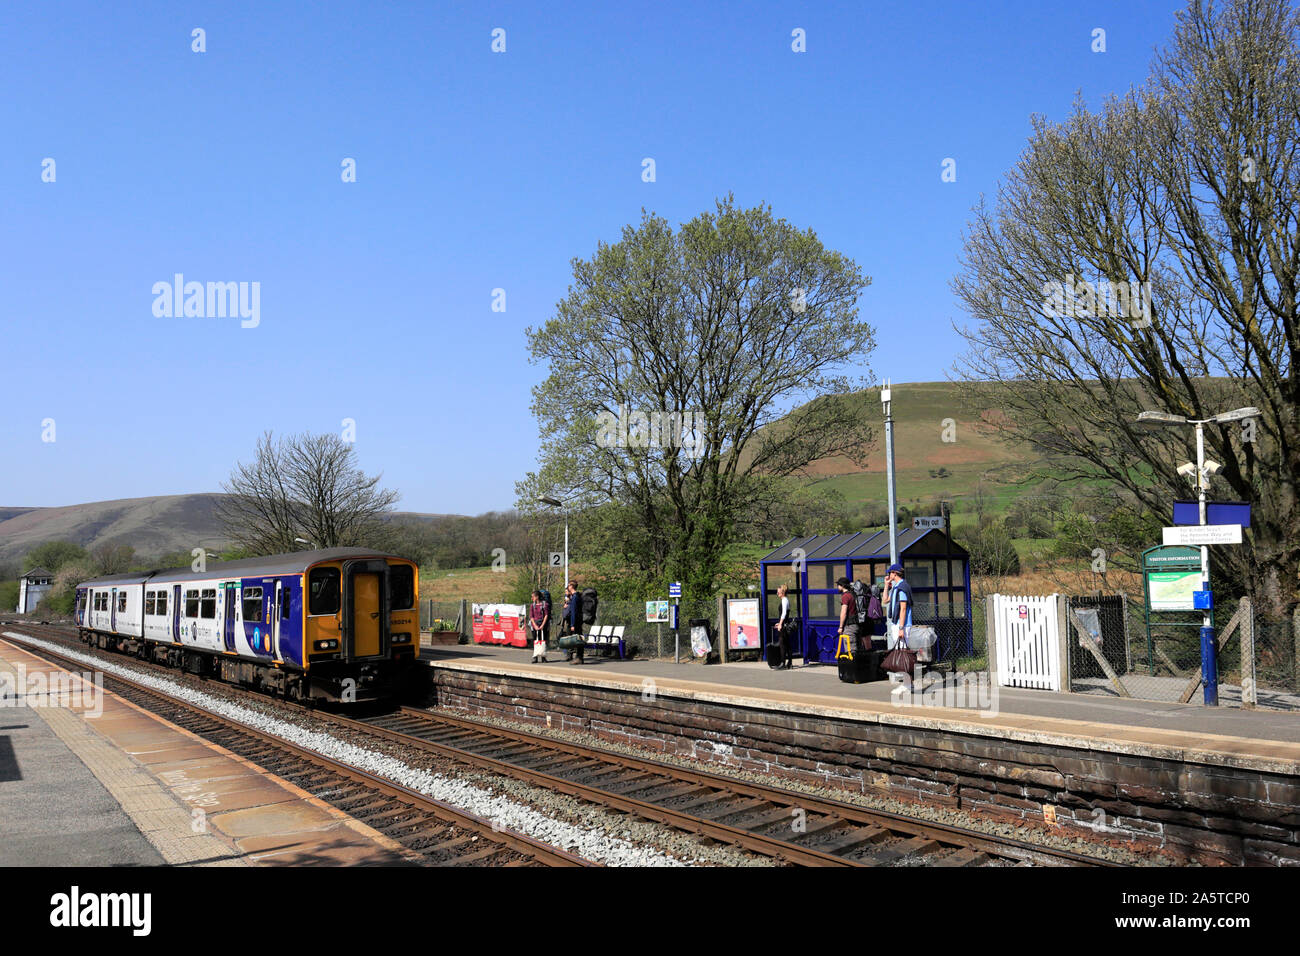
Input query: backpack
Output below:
<box><xmin>538</xmin><ymin>588</ymin><xmax>552</xmax><ymax>616</ymax></box>
<box><xmin>580</xmin><ymin>587</ymin><xmax>598</xmax><ymax>624</ymax></box>
<box><xmin>849</xmin><ymin>580</ymin><xmax>869</xmax><ymax>625</ymax></box>
<box><xmin>867</xmin><ymin>583</ymin><xmax>884</xmax><ymax>620</ymax></box>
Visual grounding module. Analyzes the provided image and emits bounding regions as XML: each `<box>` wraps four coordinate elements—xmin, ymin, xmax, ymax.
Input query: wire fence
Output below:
<box><xmin>1064</xmin><ymin>594</ymin><xmax>1300</xmax><ymax>709</ymax></box>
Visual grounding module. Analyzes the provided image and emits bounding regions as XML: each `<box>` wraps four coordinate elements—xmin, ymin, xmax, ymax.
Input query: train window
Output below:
<box><xmin>388</xmin><ymin>566</ymin><xmax>415</xmax><ymax>611</ymax></box>
<box><xmin>200</xmin><ymin>588</ymin><xmax>217</xmax><ymax>619</ymax></box>
<box><xmin>281</xmin><ymin>587</ymin><xmax>291</xmax><ymax>620</ymax></box>
<box><xmin>117</xmin><ymin>593</ymin><xmax>127</xmax><ymax>613</ymax></box>
<box><xmin>145</xmin><ymin>593</ymin><xmax>156</xmax><ymax>615</ymax></box>
<box><xmin>76</xmin><ymin>593</ymin><xmax>86</xmax><ymax>614</ymax></box>
<box><xmin>308</xmin><ymin>568</ymin><xmax>341</xmax><ymax>615</ymax></box>
<box><xmin>243</xmin><ymin>586</ymin><xmax>263</xmax><ymax>622</ymax></box>
<box><xmin>157</xmin><ymin>591</ymin><xmax>168</xmax><ymax>616</ymax></box>
<box><xmin>185</xmin><ymin>589</ymin><xmax>199</xmax><ymax>617</ymax></box>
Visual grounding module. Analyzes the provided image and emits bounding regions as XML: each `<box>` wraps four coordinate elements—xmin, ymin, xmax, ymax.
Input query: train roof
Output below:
<box><xmin>77</xmin><ymin>547</ymin><xmax>411</xmax><ymax>588</ymax></box>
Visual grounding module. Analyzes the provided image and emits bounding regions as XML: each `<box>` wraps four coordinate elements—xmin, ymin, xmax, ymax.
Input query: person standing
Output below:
<box><xmin>835</xmin><ymin>577</ymin><xmax>859</xmax><ymax>661</ymax></box>
<box><xmin>773</xmin><ymin>585</ymin><xmax>793</xmax><ymax>669</ymax></box>
<box><xmin>884</xmin><ymin>563</ymin><xmax>915</xmax><ymax>689</ymax></box>
<box><xmin>529</xmin><ymin>589</ymin><xmax>549</xmax><ymax>663</ymax></box>
<box><xmin>563</xmin><ymin>580</ymin><xmax>585</xmax><ymax>664</ymax></box>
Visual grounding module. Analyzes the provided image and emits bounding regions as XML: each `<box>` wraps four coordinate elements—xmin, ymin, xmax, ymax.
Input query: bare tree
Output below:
<box><xmin>217</xmin><ymin>431</ymin><xmax>400</xmax><ymax>555</ymax></box>
<box><xmin>952</xmin><ymin>0</ymin><xmax>1300</xmax><ymax>619</ymax></box>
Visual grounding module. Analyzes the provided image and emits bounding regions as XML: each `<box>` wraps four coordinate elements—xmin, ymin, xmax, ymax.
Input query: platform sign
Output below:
<box><xmin>1173</xmin><ymin>500</ymin><xmax>1251</xmax><ymax>528</ymax></box>
<box><xmin>1162</xmin><ymin>524</ymin><xmax>1242</xmax><ymax>546</ymax></box>
<box><xmin>669</xmin><ymin>581</ymin><xmax>682</xmax><ymax>598</ymax></box>
<box><xmin>549</xmin><ymin>552</ymin><xmax>564</xmax><ymax>568</ymax></box>
<box><xmin>912</xmin><ymin>516</ymin><xmax>944</xmax><ymax>530</ymax></box>
<box><xmin>645</xmin><ymin>600</ymin><xmax>669</xmax><ymax>623</ymax></box>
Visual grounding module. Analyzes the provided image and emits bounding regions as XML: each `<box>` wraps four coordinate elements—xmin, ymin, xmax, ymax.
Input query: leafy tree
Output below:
<box><xmin>952</xmin><ymin>0</ymin><xmax>1300</xmax><ymax>619</ymax></box>
<box><xmin>521</xmin><ymin>196</ymin><xmax>875</xmax><ymax>596</ymax></box>
<box><xmin>22</xmin><ymin>541</ymin><xmax>87</xmax><ymax>574</ymax></box>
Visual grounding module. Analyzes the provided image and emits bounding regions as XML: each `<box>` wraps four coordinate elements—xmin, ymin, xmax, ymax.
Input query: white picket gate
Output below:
<box><xmin>991</xmin><ymin>594</ymin><xmax>1061</xmax><ymax>691</ymax></box>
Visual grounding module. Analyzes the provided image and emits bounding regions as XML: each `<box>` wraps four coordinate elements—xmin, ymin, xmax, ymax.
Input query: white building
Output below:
<box><xmin>17</xmin><ymin>567</ymin><xmax>54</xmax><ymax>614</ymax></box>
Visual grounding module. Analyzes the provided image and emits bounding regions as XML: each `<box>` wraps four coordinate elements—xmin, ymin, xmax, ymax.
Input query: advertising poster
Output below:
<box><xmin>472</xmin><ymin>603</ymin><xmax>528</xmax><ymax>647</ymax></box>
<box><xmin>645</xmin><ymin>600</ymin><xmax>669</xmax><ymax>623</ymax></box>
<box><xmin>1148</xmin><ymin>571</ymin><xmax>1200</xmax><ymax>611</ymax></box>
<box><xmin>727</xmin><ymin>598</ymin><xmax>761</xmax><ymax>650</ymax></box>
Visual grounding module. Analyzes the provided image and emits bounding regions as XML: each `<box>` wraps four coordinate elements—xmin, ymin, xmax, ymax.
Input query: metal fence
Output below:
<box><xmin>420</xmin><ymin>599</ymin><xmax>465</xmax><ymax>635</ymax></box>
<box><xmin>587</xmin><ymin>597</ymin><xmax>719</xmax><ymax>659</ymax></box>
<box><xmin>1060</xmin><ymin>594</ymin><xmax>1300</xmax><ymax>710</ymax></box>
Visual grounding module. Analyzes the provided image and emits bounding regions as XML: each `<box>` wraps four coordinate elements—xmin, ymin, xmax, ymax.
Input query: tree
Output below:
<box><xmin>521</xmin><ymin>196</ymin><xmax>874</xmax><ymax>595</ymax></box>
<box><xmin>216</xmin><ymin>431</ymin><xmax>400</xmax><ymax>556</ymax></box>
<box><xmin>91</xmin><ymin>542</ymin><xmax>135</xmax><ymax>574</ymax></box>
<box><xmin>22</xmin><ymin>541</ymin><xmax>87</xmax><ymax>574</ymax></box>
<box><xmin>951</xmin><ymin>0</ymin><xmax>1300</xmax><ymax>619</ymax></box>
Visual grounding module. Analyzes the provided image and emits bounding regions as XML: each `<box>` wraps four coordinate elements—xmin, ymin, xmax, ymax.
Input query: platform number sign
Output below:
<box><xmin>549</xmin><ymin>552</ymin><xmax>563</xmax><ymax>568</ymax></box>
<box><xmin>669</xmin><ymin>581</ymin><xmax>682</xmax><ymax>598</ymax></box>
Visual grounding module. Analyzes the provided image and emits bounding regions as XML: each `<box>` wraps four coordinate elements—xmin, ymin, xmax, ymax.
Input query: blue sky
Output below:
<box><xmin>0</xmin><ymin>0</ymin><xmax>1183</xmax><ymax>515</ymax></box>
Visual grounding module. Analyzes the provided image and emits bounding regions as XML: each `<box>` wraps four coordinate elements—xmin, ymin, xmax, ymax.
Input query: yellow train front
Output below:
<box><xmin>75</xmin><ymin>547</ymin><xmax>420</xmax><ymax>703</ymax></box>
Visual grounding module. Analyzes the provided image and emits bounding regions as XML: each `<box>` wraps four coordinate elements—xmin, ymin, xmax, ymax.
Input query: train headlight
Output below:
<box><xmin>392</xmin><ymin>632</ymin><xmax>411</xmax><ymax>644</ymax></box>
<box><xmin>313</xmin><ymin>639</ymin><xmax>339</xmax><ymax>651</ymax></box>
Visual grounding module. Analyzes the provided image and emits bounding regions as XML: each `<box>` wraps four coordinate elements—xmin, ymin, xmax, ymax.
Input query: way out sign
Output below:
<box><xmin>913</xmin><ymin>516</ymin><xmax>944</xmax><ymax>530</ymax></box>
<box><xmin>1162</xmin><ymin>525</ymin><xmax>1243</xmax><ymax>546</ymax></box>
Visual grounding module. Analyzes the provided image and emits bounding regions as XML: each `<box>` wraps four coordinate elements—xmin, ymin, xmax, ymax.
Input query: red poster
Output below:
<box><xmin>472</xmin><ymin>604</ymin><xmax>529</xmax><ymax>647</ymax></box>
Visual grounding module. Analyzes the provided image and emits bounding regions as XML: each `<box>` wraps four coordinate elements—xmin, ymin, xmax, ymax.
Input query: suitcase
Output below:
<box><xmin>838</xmin><ymin>649</ymin><xmax>882</xmax><ymax>684</ymax></box>
<box><xmin>766</xmin><ymin>641</ymin><xmax>785</xmax><ymax>669</ymax></box>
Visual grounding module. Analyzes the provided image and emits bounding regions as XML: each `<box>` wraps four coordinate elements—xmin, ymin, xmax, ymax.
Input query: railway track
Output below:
<box><xmin>6</xmin><ymin>623</ymin><xmax>1117</xmax><ymax>866</ymax></box>
<box><xmin>1</xmin><ymin>627</ymin><xmax>592</xmax><ymax>867</ymax></box>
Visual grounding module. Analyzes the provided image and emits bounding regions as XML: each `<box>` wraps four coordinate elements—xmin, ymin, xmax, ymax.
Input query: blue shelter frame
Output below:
<box><xmin>758</xmin><ymin>528</ymin><xmax>973</xmax><ymax>666</ymax></box>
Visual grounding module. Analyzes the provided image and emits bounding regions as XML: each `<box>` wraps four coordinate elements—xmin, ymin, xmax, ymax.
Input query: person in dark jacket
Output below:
<box><xmin>563</xmin><ymin>580</ymin><xmax>584</xmax><ymax>664</ymax></box>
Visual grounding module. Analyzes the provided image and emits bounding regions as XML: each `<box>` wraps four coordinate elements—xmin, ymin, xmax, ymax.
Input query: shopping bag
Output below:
<box><xmin>533</xmin><ymin>640</ymin><xmax>547</xmax><ymax>657</ymax></box>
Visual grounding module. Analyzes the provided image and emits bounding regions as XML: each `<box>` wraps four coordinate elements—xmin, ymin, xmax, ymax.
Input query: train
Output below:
<box><xmin>75</xmin><ymin>547</ymin><xmax>420</xmax><ymax>703</ymax></box>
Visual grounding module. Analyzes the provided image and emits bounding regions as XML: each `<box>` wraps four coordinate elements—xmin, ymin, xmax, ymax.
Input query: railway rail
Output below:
<box><xmin>6</xmin><ymin>623</ymin><xmax>1118</xmax><ymax>866</ymax></box>
<box><xmin>1</xmin><ymin>626</ymin><xmax>592</xmax><ymax>867</ymax></box>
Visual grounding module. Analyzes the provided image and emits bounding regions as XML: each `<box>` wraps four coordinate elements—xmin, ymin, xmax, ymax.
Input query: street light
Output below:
<box><xmin>294</xmin><ymin>537</ymin><xmax>316</xmax><ymax>550</ymax></box>
<box><xmin>881</xmin><ymin>381</ymin><xmax>899</xmax><ymax>565</ymax></box>
<box><xmin>1136</xmin><ymin>405</ymin><xmax>1259</xmax><ymax>705</ymax></box>
<box><xmin>536</xmin><ymin>493</ymin><xmax>581</xmax><ymax>590</ymax></box>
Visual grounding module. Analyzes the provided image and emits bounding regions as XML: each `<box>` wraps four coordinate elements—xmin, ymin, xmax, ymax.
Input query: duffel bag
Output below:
<box><xmin>556</xmin><ymin>635</ymin><xmax>586</xmax><ymax>649</ymax></box>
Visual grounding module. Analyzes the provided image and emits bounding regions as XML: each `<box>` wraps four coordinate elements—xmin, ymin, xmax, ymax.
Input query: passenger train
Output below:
<box><xmin>75</xmin><ymin>548</ymin><xmax>419</xmax><ymax>702</ymax></box>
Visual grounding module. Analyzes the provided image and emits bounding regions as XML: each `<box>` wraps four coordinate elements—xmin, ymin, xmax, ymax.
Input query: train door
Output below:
<box><xmin>110</xmin><ymin>588</ymin><xmax>117</xmax><ymax>631</ymax></box>
<box><xmin>172</xmin><ymin>585</ymin><xmax>182</xmax><ymax>642</ymax></box>
<box><xmin>341</xmin><ymin>558</ymin><xmax>388</xmax><ymax>660</ymax></box>
<box><xmin>224</xmin><ymin>586</ymin><xmax>236</xmax><ymax>651</ymax></box>
<box><xmin>273</xmin><ymin>581</ymin><xmax>283</xmax><ymax>659</ymax></box>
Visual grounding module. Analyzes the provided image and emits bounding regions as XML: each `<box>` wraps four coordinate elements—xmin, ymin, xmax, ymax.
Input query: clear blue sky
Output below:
<box><xmin>0</xmin><ymin>0</ymin><xmax>1183</xmax><ymax>515</ymax></box>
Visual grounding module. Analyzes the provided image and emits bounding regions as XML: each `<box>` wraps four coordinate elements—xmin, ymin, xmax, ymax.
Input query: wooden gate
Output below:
<box><xmin>992</xmin><ymin>594</ymin><xmax>1061</xmax><ymax>690</ymax></box>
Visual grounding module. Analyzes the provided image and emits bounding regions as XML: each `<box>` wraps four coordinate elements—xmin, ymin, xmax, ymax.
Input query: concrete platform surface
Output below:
<box><xmin>422</xmin><ymin>641</ymin><xmax>1300</xmax><ymax>773</ymax></box>
<box><xmin>1</xmin><ymin>638</ymin><xmax>419</xmax><ymax>866</ymax></box>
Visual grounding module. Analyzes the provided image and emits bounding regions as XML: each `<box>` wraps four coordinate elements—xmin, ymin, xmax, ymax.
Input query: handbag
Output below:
<box><xmin>532</xmin><ymin>639</ymin><xmax>547</xmax><ymax>657</ymax></box>
<box><xmin>882</xmin><ymin>633</ymin><xmax>917</xmax><ymax>675</ymax></box>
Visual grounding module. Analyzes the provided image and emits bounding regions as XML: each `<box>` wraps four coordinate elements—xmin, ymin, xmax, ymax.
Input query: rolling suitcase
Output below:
<box><xmin>836</xmin><ymin>634</ymin><xmax>880</xmax><ymax>684</ymax></box>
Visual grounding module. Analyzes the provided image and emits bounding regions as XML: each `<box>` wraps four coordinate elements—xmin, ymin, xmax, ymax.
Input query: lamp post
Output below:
<box><xmin>536</xmin><ymin>493</ymin><xmax>580</xmax><ymax>590</ymax></box>
<box><xmin>881</xmin><ymin>380</ymin><xmax>899</xmax><ymax>565</ymax></box>
<box><xmin>294</xmin><ymin>537</ymin><xmax>316</xmax><ymax>551</ymax></box>
<box><xmin>1137</xmin><ymin>406</ymin><xmax>1259</xmax><ymax>706</ymax></box>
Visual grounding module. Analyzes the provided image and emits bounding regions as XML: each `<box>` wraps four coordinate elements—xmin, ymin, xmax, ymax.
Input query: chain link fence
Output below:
<box><xmin>910</xmin><ymin>599</ymin><xmax>987</xmax><ymax>674</ymax></box>
<box><xmin>1062</xmin><ymin>594</ymin><xmax>1300</xmax><ymax>709</ymax></box>
<box><xmin>586</xmin><ymin>597</ymin><xmax>718</xmax><ymax>659</ymax></box>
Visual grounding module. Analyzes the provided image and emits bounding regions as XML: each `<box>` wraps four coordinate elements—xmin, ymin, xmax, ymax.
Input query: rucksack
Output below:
<box><xmin>849</xmin><ymin>580</ymin><xmax>869</xmax><ymax>625</ymax></box>
<box><xmin>538</xmin><ymin>588</ymin><xmax>552</xmax><ymax>615</ymax></box>
<box><xmin>867</xmin><ymin>583</ymin><xmax>884</xmax><ymax>620</ymax></box>
<box><xmin>580</xmin><ymin>587</ymin><xmax>598</xmax><ymax>624</ymax></box>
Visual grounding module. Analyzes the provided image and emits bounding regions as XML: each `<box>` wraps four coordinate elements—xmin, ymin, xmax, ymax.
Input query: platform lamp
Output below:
<box><xmin>1136</xmin><ymin>405</ymin><xmax>1259</xmax><ymax>706</ymax></box>
<box><xmin>294</xmin><ymin>537</ymin><xmax>316</xmax><ymax>551</ymax></box>
<box><xmin>536</xmin><ymin>493</ymin><xmax>581</xmax><ymax>592</ymax></box>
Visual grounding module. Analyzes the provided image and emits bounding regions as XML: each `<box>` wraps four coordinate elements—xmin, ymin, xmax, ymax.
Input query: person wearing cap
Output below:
<box><xmin>884</xmin><ymin>563</ymin><xmax>913</xmax><ymax>650</ymax></box>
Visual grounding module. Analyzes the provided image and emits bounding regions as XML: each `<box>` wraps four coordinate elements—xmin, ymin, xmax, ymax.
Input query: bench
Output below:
<box><xmin>581</xmin><ymin>624</ymin><xmax>626</xmax><ymax>659</ymax></box>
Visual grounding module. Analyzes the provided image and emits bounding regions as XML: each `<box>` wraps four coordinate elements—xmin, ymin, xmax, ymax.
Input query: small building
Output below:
<box><xmin>758</xmin><ymin>528</ymin><xmax>972</xmax><ymax>665</ymax></box>
<box><xmin>17</xmin><ymin>567</ymin><xmax>54</xmax><ymax>614</ymax></box>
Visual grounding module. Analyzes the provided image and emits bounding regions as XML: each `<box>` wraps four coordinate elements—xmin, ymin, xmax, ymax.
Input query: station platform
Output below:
<box><xmin>421</xmin><ymin>641</ymin><xmax>1300</xmax><ymax>768</ymax></box>
<box><xmin>0</xmin><ymin>638</ymin><xmax>416</xmax><ymax>866</ymax></box>
<box><xmin>419</xmin><ymin>640</ymin><xmax>1300</xmax><ymax>865</ymax></box>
